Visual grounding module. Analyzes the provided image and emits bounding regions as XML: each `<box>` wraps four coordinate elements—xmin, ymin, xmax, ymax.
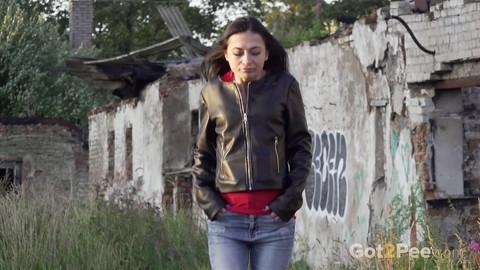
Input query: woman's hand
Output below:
<box><xmin>266</xmin><ymin>205</ymin><xmax>282</xmax><ymax>221</ymax></box>
<box><xmin>214</xmin><ymin>207</ymin><xmax>227</xmax><ymax>219</ymax></box>
<box><xmin>270</xmin><ymin>211</ymin><xmax>282</xmax><ymax>221</ymax></box>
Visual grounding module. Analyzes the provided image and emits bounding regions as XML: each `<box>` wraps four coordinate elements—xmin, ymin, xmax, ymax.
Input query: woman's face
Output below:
<box><xmin>224</xmin><ymin>31</ymin><xmax>269</xmax><ymax>84</ymax></box>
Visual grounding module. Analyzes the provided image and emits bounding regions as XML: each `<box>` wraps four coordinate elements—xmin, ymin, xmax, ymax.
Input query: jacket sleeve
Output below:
<box><xmin>192</xmin><ymin>92</ymin><xmax>226</xmax><ymax>220</ymax></box>
<box><xmin>269</xmin><ymin>79</ymin><xmax>312</xmax><ymax>221</ymax></box>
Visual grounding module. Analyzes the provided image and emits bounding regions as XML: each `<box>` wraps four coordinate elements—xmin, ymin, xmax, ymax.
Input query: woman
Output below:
<box><xmin>193</xmin><ymin>16</ymin><xmax>312</xmax><ymax>270</ymax></box>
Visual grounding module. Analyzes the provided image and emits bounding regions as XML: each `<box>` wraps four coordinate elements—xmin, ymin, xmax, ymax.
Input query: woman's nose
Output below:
<box><xmin>242</xmin><ymin>53</ymin><xmax>252</xmax><ymax>63</ymax></box>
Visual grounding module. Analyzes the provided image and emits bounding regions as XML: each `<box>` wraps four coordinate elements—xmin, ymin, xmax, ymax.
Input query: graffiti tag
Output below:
<box><xmin>305</xmin><ymin>130</ymin><xmax>347</xmax><ymax>218</ymax></box>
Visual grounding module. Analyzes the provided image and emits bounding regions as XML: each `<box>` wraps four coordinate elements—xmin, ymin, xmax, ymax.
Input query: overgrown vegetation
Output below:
<box><xmin>0</xmin><ymin>181</ymin><xmax>311</xmax><ymax>269</ymax></box>
<box><xmin>292</xmin><ymin>185</ymin><xmax>480</xmax><ymax>270</ymax></box>
<box><xmin>0</xmin><ymin>190</ymin><xmax>210</xmax><ymax>269</ymax></box>
<box><xmin>2</xmin><ymin>175</ymin><xmax>480</xmax><ymax>269</ymax></box>
<box><xmin>0</xmin><ymin>0</ymin><xmax>113</xmax><ymax>127</ymax></box>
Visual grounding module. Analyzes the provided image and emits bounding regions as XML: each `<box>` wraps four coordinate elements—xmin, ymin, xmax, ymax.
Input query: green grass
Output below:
<box><xmin>0</xmin><ymin>191</ymin><xmax>209</xmax><ymax>270</ymax></box>
<box><xmin>5</xmin><ymin>182</ymin><xmax>477</xmax><ymax>270</ymax></box>
<box><xmin>0</xmin><ymin>189</ymin><xmax>310</xmax><ymax>270</ymax></box>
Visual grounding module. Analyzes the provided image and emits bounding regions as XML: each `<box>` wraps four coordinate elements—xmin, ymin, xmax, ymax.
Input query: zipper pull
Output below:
<box><xmin>243</xmin><ymin>113</ymin><xmax>247</xmax><ymax>122</ymax></box>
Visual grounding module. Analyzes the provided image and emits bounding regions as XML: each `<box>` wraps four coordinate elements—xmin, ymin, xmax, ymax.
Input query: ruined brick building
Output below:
<box><xmin>64</xmin><ymin>0</ymin><xmax>480</xmax><ymax>268</ymax></box>
<box><xmin>0</xmin><ymin>117</ymin><xmax>89</xmax><ymax>197</ymax></box>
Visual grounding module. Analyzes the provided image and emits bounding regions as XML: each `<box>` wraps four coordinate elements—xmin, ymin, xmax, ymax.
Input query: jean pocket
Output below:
<box><xmin>208</xmin><ymin>219</ymin><xmax>226</xmax><ymax>234</ymax></box>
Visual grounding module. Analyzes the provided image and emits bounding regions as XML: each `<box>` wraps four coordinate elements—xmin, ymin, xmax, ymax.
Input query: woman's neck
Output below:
<box><xmin>234</xmin><ymin>69</ymin><xmax>267</xmax><ymax>86</ymax></box>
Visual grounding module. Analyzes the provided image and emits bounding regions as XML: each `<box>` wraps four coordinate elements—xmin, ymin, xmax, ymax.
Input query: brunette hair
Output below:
<box><xmin>201</xmin><ymin>16</ymin><xmax>288</xmax><ymax>81</ymax></box>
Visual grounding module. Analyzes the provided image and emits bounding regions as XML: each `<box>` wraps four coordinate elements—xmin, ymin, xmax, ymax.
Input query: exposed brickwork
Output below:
<box><xmin>463</xmin><ymin>87</ymin><xmax>480</xmax><ymax>196</ymax></box>
<box><xmin>69</xmin><ymin>0</ymin><xmax>93</xmax><ymax>51</ymax></box>
<box><xmin>0</xmin><ymin>118</ymin><xmax>89</xmax><ymax>198</ymax></box>
<box><xmin>175</xmin><ymin>174</ymin><xmax>193</xmax><ymax>210</ymax></box>
<box><xmin>162</xmin><ymin>176</ymin><xmax>174</xmax><ymax>213</ymax></box>
<box><xmin>411</xmin><ymin>123</ymin><xmax>435</xmax><ymax>195</ymax></box>
<box><xmin>412</xmin><ymin>86</ymin><xmax>480</xmax><ymax>247</ymax></box>
<box><xmin>125</xmin><ymin>127</ymin><xmax>133</xmax><ymax>181</ymax></box>
<box><xmin>162</xmin><ymin>174</ymin><xmax>193</xmax><ymax>214</ymax></box>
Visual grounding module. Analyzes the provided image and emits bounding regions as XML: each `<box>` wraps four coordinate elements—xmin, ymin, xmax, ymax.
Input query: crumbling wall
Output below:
<box><xmin>89</xmin><ymin>77</ymin><xmax>193</xmax><ymax>212</ymax></box>
<box><xmin>0</xmin><ymin>118</ymin><xmax>89</xmax><ymax>198</ymax></box>
<box><xmin>286</xmin><ymin>0</ymin><xmax>480</xmax><ymax>267</ymax></box>
<box><xmin>391</xmin><ymin>0</ymin><xmax>480</xmax><ymax>248</ymax></box>
<box><xmin>79</xmin><ymin>0</ymin><xmax>480</xmax><ymax>266</ymax></box>
<box><xmin>288</xmin><ymin>13</ymin><xmax>421</xmax><ymax>266</ymax></box>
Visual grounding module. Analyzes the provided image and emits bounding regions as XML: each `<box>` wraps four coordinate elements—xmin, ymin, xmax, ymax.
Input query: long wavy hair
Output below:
<box><xmin>201</xmin><ymin>16</ymin><xmax>288</xmax><ymax>81</ymax></box>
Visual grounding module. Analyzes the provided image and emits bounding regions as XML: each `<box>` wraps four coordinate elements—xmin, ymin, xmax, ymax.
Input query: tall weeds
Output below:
<box><xmin>0</xmin><ymin>190</ymin><xmax>209</xmax><ymax>269</ymax></box>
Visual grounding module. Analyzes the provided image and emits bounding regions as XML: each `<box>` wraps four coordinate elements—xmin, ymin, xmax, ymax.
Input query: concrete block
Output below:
<box><xmin>472</xmin><ymin>48</ymin><xmax>480</xmax><ymax>57</ymax></box>
<box><xmin>433</xmin><ymin>62</ymin><xmax>453</xmax><ymax>74</ymax></box>
<box><xmin>464</xmin><ymin>49</ymin><xmax>474</xmax><ymax>59</ymax></box>
<box><xmin>451</xmin><ymin>15</ymin><xmax>459</xmax><ymax>24</ymax></box>
<box><xmin>445</xmin><ymin>16</ymin><xmax>452</xmax><ymax>25</ymax></box>
<box><xmin>473</xmin><ymin>12</ymin><xmax>480</xmax><ymax>21</ymax></box>
<box><xmin>435</xmin><ymin>3</ymin><xmax>444</xmax><ymax>10</ymax></box>
<box><xmin>468</xmin><ymin>40</ymin><xmax>477</xmax><ymax>50</ymax></box>
<box><xmin>437</xmin><ymin>18</ymin><xmax>445</xmax><ymax>27</ymax></box>
<box><xmin>390</xmin><ymin>1</ymin><xmax>409</xmax><ymax>9</ymax></box>
<box><xmin>449</xmin><ymin>0</ymin><xmax>465</xmax><ymax>8</ymax></box>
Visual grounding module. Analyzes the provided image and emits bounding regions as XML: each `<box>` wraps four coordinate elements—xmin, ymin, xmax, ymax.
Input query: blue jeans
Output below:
<box><xmin>207</xmin><ymin>211</ymin><xmax>295</xmax><ymax>270</ymax></box>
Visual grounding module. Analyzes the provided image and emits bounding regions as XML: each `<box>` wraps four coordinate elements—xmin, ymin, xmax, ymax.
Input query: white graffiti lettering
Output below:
<box><xmin>305</xmin><ymin>130</ymin><xmax>347</xmax><ymax>218</ymax></box>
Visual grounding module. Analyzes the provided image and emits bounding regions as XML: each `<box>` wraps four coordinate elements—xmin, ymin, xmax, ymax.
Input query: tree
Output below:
<box><xmin>263</xmin><ymin>0</ymin><xmax>389</xmax><ymax>48</ymax></box>
<box><xmin>0</xmin><ymin>0</ymin><xmax>112</xmax><ymax>126</ymax></box>
<box><xmin>93</xmin><ymin>0</ymin><xmax>217</xmax><ymax>58</ymax></box>
<box><xmin>91</xmin><ymin>0</ymin><xmax>272</xmax><ymax>56</ymax></box>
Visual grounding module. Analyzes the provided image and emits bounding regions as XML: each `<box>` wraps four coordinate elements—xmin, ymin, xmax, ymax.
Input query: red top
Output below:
<box><xmin>221</xmin><ymin>190</ymin><xmax>281</xmax><ymax>215</ymax></box>
<box><xmin>220</xmin><ymin>70</ymin><xmax>281</xmax><ymax>216</ymax></box>
<box><xmin>221</xmin><ymin>70</ymin><xmax>235</xmax><ymax>82</ymax></box>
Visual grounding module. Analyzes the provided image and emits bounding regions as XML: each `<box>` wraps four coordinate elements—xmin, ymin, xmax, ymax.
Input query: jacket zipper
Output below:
<box><xmin>274</xmin><ymin>136</ymin><xmax>279</xmax><ymax>173</ymax></box>
<box><xmin>234</xmin><ymin>82</ymin><xmax>253</xmax><ymax>190</ymax></box>
<box><xmin>219</xmin><ymin>142</ymin><xmax>224</xmax><ymax>178</ymax></box>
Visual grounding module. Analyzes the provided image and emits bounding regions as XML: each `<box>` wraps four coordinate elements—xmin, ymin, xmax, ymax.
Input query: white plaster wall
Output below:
<box><xmin>89</xmin><ymin>82</ymin><xmax>165</xmax><ymax>206</ymax></box>
<box><xmin>289</xmin><ymin>42</ymin><xmax>377</xmax><ymax>267</ymax></box>
<box><xmin>289</xmin><ymin>18</ymin><xmax>423</xmax><ymax>268</ymax></box>
<box><xmin>188</xmin><ymin>80</ymin><xmax>204</xmax><ymax>111</ymax></box>
<box><xmin>139</xmin><ymin>82</ymin><xmax>165</xmax><ymax>205</ymax></box>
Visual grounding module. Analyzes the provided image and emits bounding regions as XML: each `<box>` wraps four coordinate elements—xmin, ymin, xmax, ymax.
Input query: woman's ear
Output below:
<box><xmin>265</xmin><ymin>50</ymin><xmax>269</xmax><ymax>61</ymax></box>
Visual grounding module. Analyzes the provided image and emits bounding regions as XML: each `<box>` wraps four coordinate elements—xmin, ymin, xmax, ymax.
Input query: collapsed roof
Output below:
<box><xmin>64</xmin><ymin>6</ymin><xmax>210</xmax><ymax>99</ymax></box>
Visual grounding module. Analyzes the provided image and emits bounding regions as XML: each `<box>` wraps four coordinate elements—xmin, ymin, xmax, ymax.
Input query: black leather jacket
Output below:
<box><xmin>193</xmin><ymin>69</ymin><xmax>312</xmax><ymax>222</ymax></box>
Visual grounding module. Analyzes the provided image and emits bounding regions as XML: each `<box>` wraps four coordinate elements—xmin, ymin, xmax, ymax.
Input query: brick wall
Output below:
<box><xmin>463</xmin><ymin>87</ymin><xmax>480</xmax><ymax>195</ymax></box>
<box><xmin>69</xmin><ymin>0</ymin><xmax>93</xmax><ymax>52</ymax></box>
<box><xmin>390</xmin><ymin>0</ymin><xmax>480</xmax><ymax>83</ymax></box>
<box><xmin>407</xmin><ymin>86</ymin><xmax>480</xmax><ymax>245</ymax></box>
<box><xmin>387</xmin><ymin>0</ymin><xmax>480</xmax><ymax>248</ymax></box>
<box><xmin>0</xmin><ymin>118</ymin><xmax>89</xmax><ymax>198</ymax></box>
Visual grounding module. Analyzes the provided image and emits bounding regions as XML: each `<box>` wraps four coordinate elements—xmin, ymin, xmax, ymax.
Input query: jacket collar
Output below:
<box><xmin>219</xmin><ymin>70</ymin><xmax>271</xmax><ymax>86</ymax></box>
